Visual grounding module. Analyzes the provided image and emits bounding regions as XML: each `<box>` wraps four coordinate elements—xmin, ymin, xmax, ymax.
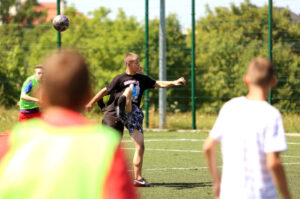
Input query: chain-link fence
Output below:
<box><xmin>0</xmin><ymin>0</ymin><xmax>299</xmax><ymax>131</ymax></box>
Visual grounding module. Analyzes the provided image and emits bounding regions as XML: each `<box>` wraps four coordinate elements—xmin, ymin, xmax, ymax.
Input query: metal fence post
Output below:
<box><xmin>56</xmin><ymin>0</ymin><xmax>61</xmax><ymax>49</ymax></box>
<box><xmin>268</xmin><ymin>0</ymin><xmax>273</xmax><ymax>104</ymax></box>
<box><xmin>145</xmin><ymin>0</ymin><xmax>149</xmax><ymax>128</ymax></box>
<box><xmin>191</xmin><ymin>0</ymin><xmax>196</xmax><ymax>129</ymax></box>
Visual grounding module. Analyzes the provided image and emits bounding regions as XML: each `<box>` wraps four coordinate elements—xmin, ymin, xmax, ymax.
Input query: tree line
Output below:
<box><xmin>0</xmin><ymin>0</ymin><xmax>299</xmax><ymax>113</ymax></box>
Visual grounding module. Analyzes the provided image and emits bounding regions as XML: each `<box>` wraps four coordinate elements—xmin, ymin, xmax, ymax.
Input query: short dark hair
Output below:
<box><xmin>247</xmin><ymin>57</ymin><xmax>274</xmax><ymax>86</ymax></box>
<box><xmin>43</xmin><ymin>50</ymin><xmax>90</xmax><ymax>111</ymax></box>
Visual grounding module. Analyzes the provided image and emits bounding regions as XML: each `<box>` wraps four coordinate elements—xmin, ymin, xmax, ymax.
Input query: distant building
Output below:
<box><xmin>0</xmin><ymin>0</ymin><xmax>66</xmax><ymax>25</ymax></box>
<box><xmin>32</xmin><ymin>1</ymin><xmax>66</xmax><ymax>24</ymax></box>
<box><xmin>9</xmin><ymin>0</ymin><xmax>22</xmax><ymax>16</ymax></box>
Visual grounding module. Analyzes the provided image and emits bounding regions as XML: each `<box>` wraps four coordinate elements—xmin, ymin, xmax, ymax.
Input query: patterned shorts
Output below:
<box><xmin>117</xmin><ymin>104</ymin><xmax>144</xmax><ymax>135</ymax></box>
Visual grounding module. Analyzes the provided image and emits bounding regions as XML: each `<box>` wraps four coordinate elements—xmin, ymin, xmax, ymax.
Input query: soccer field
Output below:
<box><xmin>122</xmin><ymin>131</ymin><xmax>300</xmax><ymax>199</ymax></box>
<box><xmin>1</xmin><ymin>109</ymin><xmax>299</xmax><ymax>198</ymax></box>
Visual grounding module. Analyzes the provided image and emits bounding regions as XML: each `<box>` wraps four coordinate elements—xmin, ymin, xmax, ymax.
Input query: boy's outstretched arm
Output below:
<box><xmin>154</xmin><ymin>77</ymin><xmax>185</xmax><ymax>88</ymax></box>
<box><xmin>85</xmin><ymin>87</ymin><xmax>108</xmax><ymax>112</ymax></box>
<box><xmin>203</xmin><ymin>136</ymin><xmax>221</xmax><ymax>199</ymax></box>
<box><xmin>267</xmin><ymin>152</ymin><xmax>291</xmax><ymax>199</ymax></box>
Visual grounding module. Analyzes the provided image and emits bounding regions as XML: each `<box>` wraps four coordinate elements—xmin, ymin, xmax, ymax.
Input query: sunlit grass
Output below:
<box><xmin>0</xmin><ymin>106</ymin><xmax>19</xmax><ymax>132</ymax></box>
<box><xmin>147</xmin><ymin>110</ymin><xmax>300</xmax><ymax>133</ymax></box>
<box><xmin>1</xmin><ymin>108</ymin><xmax>299</xmax><ymax>133</ymax></box>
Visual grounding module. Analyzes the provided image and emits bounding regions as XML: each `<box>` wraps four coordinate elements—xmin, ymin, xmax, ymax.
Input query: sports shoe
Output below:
<box><xmin>117</xmin><ymin>96</ymin><xmax>127</xmax><ymax>123</ymax></box>
<box><xmin>133</xmin><ymin>178</ymin><xmax>152</xmax><ymax>187</ymax></box>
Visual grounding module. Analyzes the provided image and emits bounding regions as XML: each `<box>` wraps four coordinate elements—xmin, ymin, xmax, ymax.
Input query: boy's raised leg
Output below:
<box><xmin>117</xmin><ymin>86</ymin><xmax>133</xmax><ymax>122</ymax></box>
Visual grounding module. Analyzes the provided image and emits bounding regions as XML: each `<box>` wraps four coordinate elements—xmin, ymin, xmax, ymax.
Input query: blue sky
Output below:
<box><xmin>40</xmin><ymin>0</ymin><xmax>300</xmax><ymax>29</ymax></box>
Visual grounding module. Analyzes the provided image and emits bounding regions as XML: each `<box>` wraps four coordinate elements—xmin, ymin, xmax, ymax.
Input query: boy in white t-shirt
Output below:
<box><xmin>203</xmin><ymin>57</ymin><xmax>291</xmax><ymax>199</ymax></box>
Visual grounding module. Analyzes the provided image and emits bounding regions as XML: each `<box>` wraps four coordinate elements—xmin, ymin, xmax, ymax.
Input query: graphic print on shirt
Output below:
<box><xmin>124</xmin><ymin>80</ymin><xmax>140</xmax><ymax>103</ymax></box>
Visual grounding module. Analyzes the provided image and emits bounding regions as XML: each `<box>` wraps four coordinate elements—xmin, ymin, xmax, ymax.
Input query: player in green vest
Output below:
<box><xmin>0</xmin><ymin>50</ymin><xmax>138</xmax><ymax>199</ymax></box>
<box><xmin>18</xmin><ymin>65</ymin><xmax>43</xmax><ymax>122</ymax></box>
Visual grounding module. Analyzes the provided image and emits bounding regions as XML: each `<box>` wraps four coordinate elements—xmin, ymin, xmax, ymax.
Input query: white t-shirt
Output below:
<box><xmin>210</xmin><ymin>96</ymin><xmax>287</xmax><ymax>199</ymax></box>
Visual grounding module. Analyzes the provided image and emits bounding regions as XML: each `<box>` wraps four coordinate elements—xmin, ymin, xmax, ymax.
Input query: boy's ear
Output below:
<box><xmin>40</xmin><ymin>87</ymin><xmax>49</xmax><ymax>108</ymax></box>
<box><xmin>79</xmin><ymin>90</ymin><xmax>92</xmax><ymax>112</ymax></box>
<box><xmin>243</xmin><ymin>75</ymin><xmax>250</xmax><ymax>86</ymax></box>
<box><xmin>83</xmin><ymin>90</ymin><xmax>92</xmax><ymax>105</ymax></box>
<box><xmin>271</xmin><ymin>77</ymin><xmax>277</xmax><ymax>88</ymax></box>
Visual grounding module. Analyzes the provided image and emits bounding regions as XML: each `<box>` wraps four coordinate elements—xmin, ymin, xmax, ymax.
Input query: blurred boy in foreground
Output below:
<box><xmin>203</xmin><ymin>57</ymin><xmax>291</xmax><ymax>199</ymax></box>
<box><xmin>0</xmin><ymin>50</ymin><xmax>138</xmax><ymax>199</ymax></box>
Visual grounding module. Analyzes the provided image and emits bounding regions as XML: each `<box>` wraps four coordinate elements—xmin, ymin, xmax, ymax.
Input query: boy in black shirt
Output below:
<box><xmin>86</xmin><ymin>53</ymin><xmax>185</xmax><ymax>187</ymax></box>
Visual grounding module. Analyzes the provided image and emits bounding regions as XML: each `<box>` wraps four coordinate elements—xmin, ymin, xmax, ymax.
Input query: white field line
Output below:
<box><xmin>123</xmin><ymin>147</ymin><xmax>300</xmax><ymax>158</ymax></box>
<box><xmin>287</xmin><ymin>142</ymin><xmax>300</xmax><ymax>145</ymax></box>
<box><xmin>142</xmin><ymin>167</ymin><xmax>210</xmax><ymax>171</ymax></box>
<box><xmin>282</xmin><ymin>155</ymin><xmax>300</xmax><ymax>158</ymax></box>
<box><xmin>144</xmin><ymin>129</ymin><xmax>300</xmax><ymax>135</ymax></box>
<box><xmin>140</xmin><ymin>162</ymin><xmax>300</xmax><ymax>172</ymax></box>
<box><xmin>283</xmin><ymin>133</ymin><xmax>300</xmax><ymax>137</ymax></box>
<box><xmin>122</xmin><ymin>138</ymin><xmax>300</xmax><ymax>145</ymax></box>
<box><xmin>121</xmin><ymin>138</ymin><xmax>204</xmax><ymax>143</ymax></box>
<box><xmin>123</xmin><ymin>147</ymin><xmax>203</xmax><ymax>153</ymax></box>
<box><xmin>283</xmin><ymin>162</ymin><xmax>300</xmax><ymax>165</ymax></box>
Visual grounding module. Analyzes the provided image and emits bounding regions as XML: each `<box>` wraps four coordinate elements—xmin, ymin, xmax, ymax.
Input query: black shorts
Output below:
<box><xmin>102</xmin><ymin>113</ymin><xmax>124</xmax><ymax>136</ymax></box>
<box><xmin>103</xmin><ymin>104</ymin><xmax>144</xmax><ymax>136</ymax></box>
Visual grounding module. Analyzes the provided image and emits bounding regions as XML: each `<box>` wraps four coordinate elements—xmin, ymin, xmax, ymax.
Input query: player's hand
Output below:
<box><xmin>174</xmin><ymin>77</ymin><xmax>186</xmax><ymax>86</ymax></box>
<box><xmin>37</xmin><ymin>99</ymin><xmax>43</xmax><ymax>106</ymax></box>
<box><xmin>34</xmin><ymin>98</ymin><xmax>43</xmax><ymax>106</ymax></box>
<box><xmin>85</xmin><ymin>103</ymin><xmax>93</xmax><ymax>112</ymax></box>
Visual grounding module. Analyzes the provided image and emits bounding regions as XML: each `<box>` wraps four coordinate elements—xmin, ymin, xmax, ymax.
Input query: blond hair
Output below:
<box><xmin>247</xmin><ymin>57</ymin><xmax>274</xmax><ymax>86</ymax></box>
<box><xmin>124</xmin><ymin>53</ymin><xmax>139</xmax><ymax>66</ymax></box>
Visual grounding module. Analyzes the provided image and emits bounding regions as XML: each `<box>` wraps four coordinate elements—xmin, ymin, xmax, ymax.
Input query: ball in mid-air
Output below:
<box><xmin>52</xmin><ymin>15</ymin><xmax>69</xmax><ymax>32</ymax></box>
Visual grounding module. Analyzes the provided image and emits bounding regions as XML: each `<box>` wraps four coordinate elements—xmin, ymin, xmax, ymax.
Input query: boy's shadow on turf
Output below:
<box><xmin>150</xmin><ymin>182</ymin><xmax>212</xmax><ymax>190</ymax></box>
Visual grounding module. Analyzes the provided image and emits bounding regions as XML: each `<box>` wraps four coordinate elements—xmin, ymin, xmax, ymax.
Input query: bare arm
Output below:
<box><xmin>21</xmin><ymin>92</ymin><xmax>40</xmax><ymax>104</ymax></box>
<box><xmin>85</xmin><ymin>87</ymin><xmax>108</xmax><ymax>112</ymax></box>
<box><xmin>154</xmin><ymin>77</ymin><xmax>185</xmax><ymax>88</ymax></box>
<box><xmin>267</xmin><ymin>152</ymin><xmax>291</xmax><ymax>199</ymax></box>
<box><xmin>203</xmin><ymin>136</ymin><xmax>221</xmax><ymax>199</ymax></box>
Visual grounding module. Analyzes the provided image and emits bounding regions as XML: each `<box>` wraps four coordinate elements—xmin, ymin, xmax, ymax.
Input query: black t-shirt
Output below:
<box><xmin>105</xmin><ymin>72</ymin><xmax>156</xmax><ymax>113</ymax></box>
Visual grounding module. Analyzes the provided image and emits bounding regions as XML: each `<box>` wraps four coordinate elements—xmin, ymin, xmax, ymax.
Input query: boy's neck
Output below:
<box><xmin>126</xmin><ymin>68</ymin><xmax>136</xmax><ymax>75</ymax></box>
<box><xmin>246</xmin><ymin>86</ymin><xmax>269</xmax><ymax>101</ymax></box>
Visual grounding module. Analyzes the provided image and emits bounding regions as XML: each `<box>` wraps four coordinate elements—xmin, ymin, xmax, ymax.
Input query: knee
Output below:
<box><xmin>136</xmin><ymin>143</ymin><xmax>145</xmax><ymax>154</ymax></box>
<box><xmin>124</xmin><ymin>86</ymin><xmax>133</xmax><ymax>95</ymax></box>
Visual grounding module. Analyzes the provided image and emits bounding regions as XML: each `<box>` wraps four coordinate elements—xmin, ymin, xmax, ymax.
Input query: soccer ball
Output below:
<box><xmin>52</xmin><ymin>15</ymin><xmax>69</xmax><ymax>32</ymax></box>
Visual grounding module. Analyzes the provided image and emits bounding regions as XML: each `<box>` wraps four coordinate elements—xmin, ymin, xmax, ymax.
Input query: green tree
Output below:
<box><xmin>145</xmin><ymin>14</ymin><xmax>189</xmax><ymax>111</ymax></box>
<box><xmin>194</xmin><ymin>0</ymin><xmax>300</xmax><ymax>113</ymax></box>
<box><xmin>0</xmin><ymin>0</ymin><xmax>47</xmax><ymax>107</ymax></box>
<box><xmin>12</xmin><ymin>0</ymin><xmax>45</xmax><ymax>25</ymax></box>
<box><xmin>0</xmin><ymin>24</ymin><xmax>27</xmax><ymax>106</ymax></box>
<box><xmin>0</xmin><ymin>0</ymin><xmax>17</xmax><ymax>24</ymax></box>
<box><xmin>1</xmin><ymin>1</ymin><xmax>299</xmax><ymax>115</ymax></box>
